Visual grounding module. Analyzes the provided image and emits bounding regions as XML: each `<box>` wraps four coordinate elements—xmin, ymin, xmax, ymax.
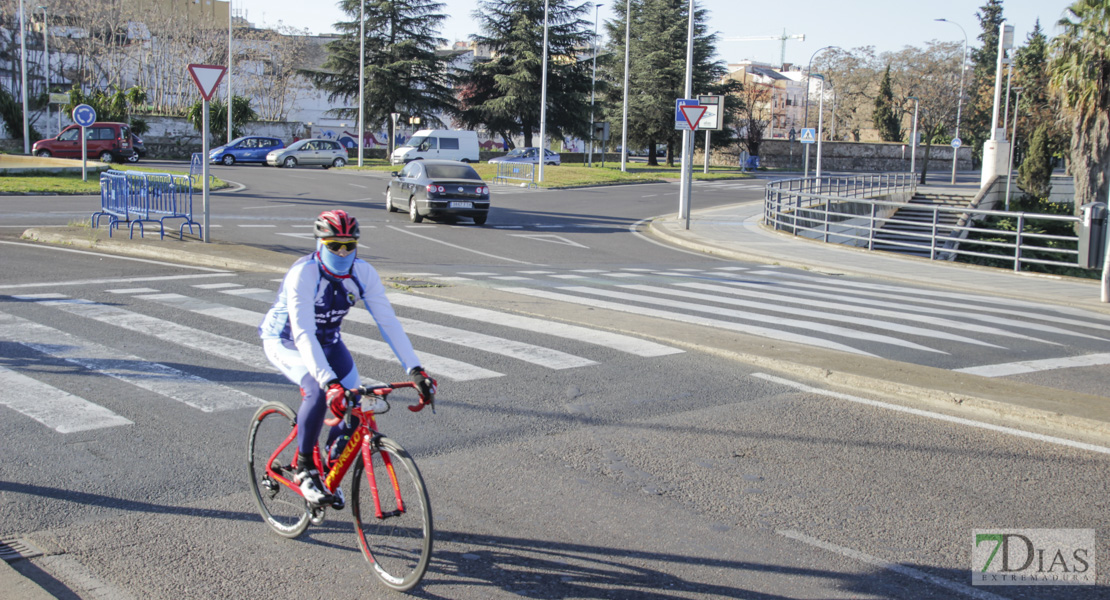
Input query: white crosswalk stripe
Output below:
<box><xmin>0</xmin><ymin>364</ymin><xmax>133</xmax><ymax>433</ymax></box>
<box><xmin>0</xmin><ymin>311</ymin><xmax>265</xmax><ymax>413</ymax></box>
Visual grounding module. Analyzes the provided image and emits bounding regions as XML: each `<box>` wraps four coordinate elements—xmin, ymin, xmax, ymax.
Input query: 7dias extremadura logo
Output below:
<box><xmin>972</xmin><ymin>529</ymin><xmax>1096</xmax><ymax>586</ymax></box>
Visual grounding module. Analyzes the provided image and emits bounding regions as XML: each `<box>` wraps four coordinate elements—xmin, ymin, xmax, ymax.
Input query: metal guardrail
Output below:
<box><xmin>92</xmin><ymin>170</ymin><xmax>202</xmax><ymax>240</ymax></box>
<box><xmin>764</xmin><ymin>174</ymin><xmax>1083</xmax><ymax>272</ymax></box>
<box><xmin>493</xmin><ymin>161</ymin><xmax>536</xmax><ymax>188</ymax></box>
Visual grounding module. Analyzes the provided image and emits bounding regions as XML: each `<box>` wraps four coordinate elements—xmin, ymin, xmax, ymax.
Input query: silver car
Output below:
<box><xmin>266</xmin><ymin>138</ymin><xmax>348</xmax><ymax>169</ymax></box>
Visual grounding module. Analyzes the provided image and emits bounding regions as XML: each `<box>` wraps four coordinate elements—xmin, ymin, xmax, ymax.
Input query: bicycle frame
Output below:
<box><xmin>262</xmin><ymin>383</ymin><xmax>419</xmax><ymax>520</ymax></box>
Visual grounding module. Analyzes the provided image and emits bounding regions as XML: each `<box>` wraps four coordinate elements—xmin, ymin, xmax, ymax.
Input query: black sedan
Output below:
<box><xmin>386</xmin><ymin>159</ymin><xmax>491</xmax><ymax>225</ymax></box>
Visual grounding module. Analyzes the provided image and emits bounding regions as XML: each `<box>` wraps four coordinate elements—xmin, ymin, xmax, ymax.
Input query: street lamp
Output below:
<box><xmin>588</xmin><ymin>2</ymin><xmax>602</xmax><ymax>167</ymax></box>
<box><xmin>907</xmin><ymin>96</ymin><xmax>919</xmax><ymax>177</ymax></box>
<box><xmin>19</xmin><ymin>0</ymin><xmax>30</xmax><ymax>154</ymax></box>
<box><xmin>935</xmin><ymin>18</ymin><xmax>967</xmax><ymax>184</ymax></box>
<box><xmin>803</xmin><ymin>45</ymin><xmax>836</xmax><ymax>179</ymax></box>
<box><xmin>814</xmin><ymin>74</ymin><xmax>828</xmax><ymax>182</ymax></box>
<box><xmin>620</xmin><ymin>0</ymin><xmax>631</xmax><ymax>171</ymax></box>
<box><xmin>38</xmin><ymin>5</ymin><xmax>49</xmax><ymax>138</ymax></box>
<box><xmin>1005</xmin><ymin>87</ymin><xmax>1023</xmax><ymax>211</ymax></box>
<box><xmin>358</xmin><ymin>0</ymin><xmax>365</xmax><ymax>167</ymax></box>
<box><xmin>537</xmin><ymin>0</ymin><xmax>551</xmax><ymax>182</ymax></box>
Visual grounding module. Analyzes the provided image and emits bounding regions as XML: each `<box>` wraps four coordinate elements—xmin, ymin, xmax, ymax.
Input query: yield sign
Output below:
<box><xmin>188</xmin><ymin>64</ymin><xmax>227</xmax><ymax>101</ymax></box>
<box><xmin>679</xmin><ymin>104</ymin><xmax>708</xmax><ymax>131</ymax></box>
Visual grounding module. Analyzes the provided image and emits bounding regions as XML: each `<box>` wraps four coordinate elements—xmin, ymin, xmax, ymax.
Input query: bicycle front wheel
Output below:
<box><xmin>247</xmin><ymin>402</ymin><xmax>310</xmax><ymax>538</ymax></box>
<box><xmin>350</xmin><ymin>437</ymin><xmax>433</xmax><ymax>591</ymax></box>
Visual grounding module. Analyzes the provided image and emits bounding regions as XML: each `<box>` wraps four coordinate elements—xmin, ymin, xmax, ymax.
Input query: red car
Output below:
<box><xmin>33</xmin><ymin>122</ymin><xmax>135</xmax><ymax>163</ymax></box>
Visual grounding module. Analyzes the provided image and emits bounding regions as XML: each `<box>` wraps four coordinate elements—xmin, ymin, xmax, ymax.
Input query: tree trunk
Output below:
<box><xmin>647</xmin><ymin>139</ymin><xmax>658</xmax><ymax>166</ymax></box>
<box><xmin>1069</xmin><ymin>110</ymin><xmax>1110</xmax><ymax>212</ymax></box>
<box><xmin>523</xmin><ymin>127</ymin><xmax>533</xmax><ymax>148</ymax></box>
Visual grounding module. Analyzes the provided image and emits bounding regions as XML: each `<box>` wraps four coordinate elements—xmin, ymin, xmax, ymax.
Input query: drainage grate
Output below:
<box><xmin>0</xmin><ymin>538</ymin><xmax>43</xmax><ymax>561</ymax></box>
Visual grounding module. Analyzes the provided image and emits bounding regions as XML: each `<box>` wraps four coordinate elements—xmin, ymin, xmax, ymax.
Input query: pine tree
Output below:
<box><xmin>458</xmin><ymin>0</ymin><xmax>593</xmax><ymax>147</ymax></box>
<box><xmin>1018</xmin><ymin>122</ymin><xmax>1054</xmax><ymax>199</ymax></box>
<box><xmin>873</xmin><ymin>65</ymin><xmax>902</xmax><ymax>142</ymax></box>
<box><xmin>301</xmin><ymin>0</ymin><xmax>457</xmax><ymax>143</ymax></box>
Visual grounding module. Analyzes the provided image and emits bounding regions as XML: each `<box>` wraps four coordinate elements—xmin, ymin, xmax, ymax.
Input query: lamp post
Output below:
<box><xmin>1005</xmin><ymin>87</ymin><xmax>1023</xmax><ymax>211</ymax></box>
<box><xmin>358</xmin><ymin>0</ymin><xmax>365</xmax><ymax>167</ymax></box>
<box><xmin>620</xmin><ymin>0</ymin><xmax>630</xmax><ymax>172</ymax></box>
<box><xmin>19</xmin><ymin>0</ymin><xmax>30</xmax><ymax>154</ymax></box>
<box><xmin>677</xmin><ymin>0</ymin><xmax>695</xmax><ymax>229</ymax></box>
<box><xmin>38</xmin><ymin>5</ymin><xmax>49</xmax><ymax>138</ymax></box>
<box><xmin>588</xmin><ymin>2</ymin><xmax>602</xmax><ymax>167</ymax></box>
<box><xmin>537</xmin><ymin>0</ymin><xmax>551</xmax><ymax>182</ymax></box>
<box><xmin>228</xmin><ymin>0</ymin><xmax>233</xmax><ymax>144</ymax></box>
<box><xmin>802</xmin><ymin>45</ymin><xmax>836</xmax><ymax>179</ymax></box>
<box><xmin>907</xmin><ymin>96</ymin><xmax>919</xmax><ymax>176</ymax></box>
<box><xmin>935</xmin><ymin>18</ymin><xmax>967</xmax><ymax>185</ymax></box>
<box><xmin>815</xmin><ymin>74</ymin><xmax>828</xmax><ymax>182</ymax></box>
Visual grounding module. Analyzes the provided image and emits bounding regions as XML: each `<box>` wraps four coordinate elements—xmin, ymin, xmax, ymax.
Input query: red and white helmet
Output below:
<box><xmin>314</xmin><ymin>210</ymin><xmax>360</xmax><ymax>239</ymax></box>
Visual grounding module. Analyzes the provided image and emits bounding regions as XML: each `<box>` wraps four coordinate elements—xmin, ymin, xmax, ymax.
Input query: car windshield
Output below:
<box><xmin>504</xmin><ymin>148</ymin><xmax>525</xmax><ymax>158</ymax></box>
<box><xmin>402</xmin><ymin>135</ymin><xmax>429</xmax><ymax>149</ymax></box>
<box><xmin>425</xmin><ymin>165</ymin><xmax>481</xmax><ymax>180</ymax></box>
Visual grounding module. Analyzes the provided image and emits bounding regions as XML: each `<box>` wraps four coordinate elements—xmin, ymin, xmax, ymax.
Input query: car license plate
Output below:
<box><xmin>449</xmin><ymin>201</ymin><xmax>473</xmax><ymax>209</ymax></box>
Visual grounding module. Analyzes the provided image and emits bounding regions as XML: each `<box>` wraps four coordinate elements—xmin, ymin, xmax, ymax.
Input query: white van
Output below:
<box><xmin>390</xmin><ymin>129</ymin><xmax>481</xmax><ymax>165</ymax></box>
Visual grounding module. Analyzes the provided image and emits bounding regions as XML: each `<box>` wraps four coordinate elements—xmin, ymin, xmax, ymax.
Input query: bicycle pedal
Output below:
<box><xmin>309</xmin><ymin>506</ymin><xmax>327</xmax><ymax>525</ymax></box>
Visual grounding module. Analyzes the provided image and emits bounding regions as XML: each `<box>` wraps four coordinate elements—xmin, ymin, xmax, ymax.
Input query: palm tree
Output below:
<box><xmin>1049</xmin><ymin>0</ymin><xmax>1110</xmax><ymax>209</ymax></box>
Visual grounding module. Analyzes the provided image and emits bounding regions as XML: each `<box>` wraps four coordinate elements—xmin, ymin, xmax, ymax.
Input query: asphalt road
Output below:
<box><xmin>1</xmin><ymin>164</ymin><xmax>1108</xmax><ymax>598</ymax></box>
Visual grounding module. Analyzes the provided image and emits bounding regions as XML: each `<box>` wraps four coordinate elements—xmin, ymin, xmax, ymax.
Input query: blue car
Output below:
<box><xmin>209</xmin><ymin>136</ymin><xmax>285</xmax><ymax>165</ymax></box>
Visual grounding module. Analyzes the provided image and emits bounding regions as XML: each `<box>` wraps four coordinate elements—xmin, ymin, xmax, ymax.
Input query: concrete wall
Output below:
<box><xmin>697</xmin><ymin>139</ymin><xmax>973</xmax><ymax>173</ymax></box>
<box><xmin>139</xmin><ymin>116</ymin><xmax>304</xmax><ymax>159</ymax></box>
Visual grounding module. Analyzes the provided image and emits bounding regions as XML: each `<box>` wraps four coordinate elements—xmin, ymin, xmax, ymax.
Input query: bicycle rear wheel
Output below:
<box><xmin>350</xmin><ymin>437</ymin><xmax>433</xmax><ymax>591</ymax></box>
<box><xmin>247</xmin><ymin>402</ymin><xmax>310</xmax><ymax>538</ymax></box>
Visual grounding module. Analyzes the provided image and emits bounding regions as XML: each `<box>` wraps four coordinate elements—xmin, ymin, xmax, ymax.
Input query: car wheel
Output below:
<box><xmin>408</xmin><ymin>197</ymin><xmax>423</xmax><ymax>223</ymax></box>
<box><xmin>472</xmin><ymin>213</ymin><xmax>487</xmax><ymax>226</ymax></box>
<box><xmin>35</xmin><ymin>150</ymin><xmax>52</xmax><ymax>158</ymax></box>
<box><xmin>282</xmin><ymin>156</ymin><xmax>297</xmax><ymax>168</ymax></box>
<box><xmin>332</xmin><ymin>157</ymin><xmax>347</xmax><ymax>168</ymax></box>
<box><xmin>460</xmin><ymin>158</ymin><xmax>470</xmax><ymax>163</ymax></box>
<box><xmin>99</xmin><ymin>151</ymin><xmax>115</xmax><ymax>164</ymax></box>
<box><xmin>222</xmin><ymin>154</ymin><xmax>235</xmax><ymax>166</ymax></box>
<box><xmin>385</xmin><ymin>188</ymin><xmax>396</xmax><ymax>212</ymax></box>
<box><xmin>127</xmin><ymin>153</ymin><xmax>140</xmax><ymax>163</ymax></box>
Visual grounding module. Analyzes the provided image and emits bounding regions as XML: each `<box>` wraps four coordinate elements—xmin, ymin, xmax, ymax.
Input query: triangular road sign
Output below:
<box><xmin>679</xmin><ymin>105</ymin><xmax>708</xmax><ymax>131</ymax></box>
<box><xmin>188</xmin><ymin>64</ymin><xmax>227</xmax><ymax>101</ymax></box>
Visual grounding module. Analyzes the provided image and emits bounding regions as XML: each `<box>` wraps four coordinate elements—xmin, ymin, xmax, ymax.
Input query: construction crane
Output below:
<box><xmin>723</xmin><ymin>29</ymin><xmax>806</xmax><ymax>69</ymax></box>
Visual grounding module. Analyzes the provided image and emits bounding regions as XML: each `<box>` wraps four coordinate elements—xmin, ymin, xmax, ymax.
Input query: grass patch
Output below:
<box><xmin>341</xmin><ymin>160</ymin><xmax>750</xmax><ymax>188</ymax></box>
<box><xmin>0</xmin><ymin>164</ymin><xmax>229</xmax><ymax>195</ymax></box>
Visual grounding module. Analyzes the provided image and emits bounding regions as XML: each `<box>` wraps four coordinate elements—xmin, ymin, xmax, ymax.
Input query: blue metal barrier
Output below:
<box><xmin>92</xmin><ymin>170</ymin><xmax>202</xmax><ymax>240</ymax></box>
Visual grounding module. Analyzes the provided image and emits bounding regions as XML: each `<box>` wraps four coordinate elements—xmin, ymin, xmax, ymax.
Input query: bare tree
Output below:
<box><xmin>812</xmin><ymin>46</ymin><xmax>881</xmax><ymax>141</ymax></box>
<box><xmin>886</xmin><ymin>40</ymin><xmax>963</xmax><ymax>183</ymax></box>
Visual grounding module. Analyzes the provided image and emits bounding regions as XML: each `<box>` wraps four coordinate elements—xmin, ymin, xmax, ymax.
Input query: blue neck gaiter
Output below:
<box><xmin>317</xmin><ymin>241</ymin><xmax>355</xmax><ymax>275</ymax></box>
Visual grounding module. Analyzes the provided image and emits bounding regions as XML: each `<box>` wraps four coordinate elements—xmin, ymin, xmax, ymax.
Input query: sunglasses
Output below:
<box><xmin>324</xmin><ymin>240</ymin><xmax>358</xmax><ymax>252</ymax></box>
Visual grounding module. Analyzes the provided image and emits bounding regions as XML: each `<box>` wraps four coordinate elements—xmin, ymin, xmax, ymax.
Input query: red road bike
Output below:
<box><xmin>247</xmin><ymin>383</ymin><xmax>433</xmax><ymax>592</ymax></box>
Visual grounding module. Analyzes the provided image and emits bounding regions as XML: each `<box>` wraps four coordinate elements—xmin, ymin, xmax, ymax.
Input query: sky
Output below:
<box><xmin>237</xmin><ymin>0</ymin><xmax>1075</xmax><ymax>66</ymax></box>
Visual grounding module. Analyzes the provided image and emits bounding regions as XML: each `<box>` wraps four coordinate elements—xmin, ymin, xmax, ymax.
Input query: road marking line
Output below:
<box><xmin>955</xmin><ymin>353</ymin><xmax>1110</xmax><ymax>377</ymax></box>
<box><xmin>0</xmin><ymin>365</ymin><xmax>132</xmax><ymax>433</ymax></box>
<box><xmin>0</xmin><ymin>312</ymin><xmax>264</xmax><ymax>412</ymax></box>
<box><xmin>135</xmin><ymin>293</ymin><xmax>501</xmax><ymax>381</ymax></box>
<box><xmin>0</xmin><ymin>240</ymin><xmax>230</xmax><ymax>272</ymax></box>
<box><xmin>502</xmin><ymin>287</ymin><xmax>873</xmax><ymax>356</ymax></box>
<box><xmin>387</xmin><ymin>293</ymin><xmax>682</xmax><ymax>357</ymax></box>
<box><xmin>0</xmin><ymin>273</ymin><xmax>235</xmax><ymax>291</ymax></box>
<box><xmin>193</xmin><ymin>283</ymin><xmax>243</xmax><ymax>289</ymax></box>
<box><xmin>105</xmin><ymin>288</ymin><xmax>160</xmax><ymax>294</ymax></box>
<box><xmin>388</xmin><ymin>225</ymin><xmax>538</xmax><ymax>265</ymax></box>
<box><xmin>238</xmin><ymin>224</ymin><xmax>277</xmax><ymax>228</ymax></box>
<box><xmin>753</xmin><ymin>372</ymin><xmax>1110</xmax><ymax>455</ymax></box>
<box><xmin>566</xmin><ymin>285</ymin><xmax>943</xmax><ymax>353</ymax></box>
<box><xmin>777</xmin><ymin>530</ymin><xmax>1008</xmax><ymax>600</ymax></box>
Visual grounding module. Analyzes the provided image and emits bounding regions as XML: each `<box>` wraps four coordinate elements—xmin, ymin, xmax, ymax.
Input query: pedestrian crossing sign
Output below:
<box><xmin>800</xmin><ymin>128</ymin><xmax>816</xmax><ymax>144</ymax></box>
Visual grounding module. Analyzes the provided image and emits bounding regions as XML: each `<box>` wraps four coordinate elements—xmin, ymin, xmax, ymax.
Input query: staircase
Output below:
<box><xmin>871</xmin><ymin>192</ymin><xmax>973</xmax><ymax>258</ymax></box>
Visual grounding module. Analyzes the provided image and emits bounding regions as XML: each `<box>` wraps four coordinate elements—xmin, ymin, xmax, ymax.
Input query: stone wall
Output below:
<box><xmin>139</xmin><ymin>116</ymin><xmax>304</xmax><ymax>160</ymax></box>
<box><xmin>695</xmin><ymin>139</ymin><xmax>973</xmax><ymax>173</ymax></box>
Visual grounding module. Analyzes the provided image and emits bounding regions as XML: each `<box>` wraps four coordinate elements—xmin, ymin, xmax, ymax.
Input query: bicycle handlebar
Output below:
<box><xmin>346</xmin><ymin>382</ymin><xmax>434</xmax><ymax>414</ymax></box>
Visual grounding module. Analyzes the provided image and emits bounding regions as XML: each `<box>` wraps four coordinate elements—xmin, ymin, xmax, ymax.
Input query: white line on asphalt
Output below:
<box><xmin>0</xmin><ymin>364</ymin><xmax>133</xmax><ymax>433</ymax></box>
<box><xmin>629</xmin><ymin>217</ymin><xmax>726</xmax><ymax>259</ymax></box>
<box><xmin>387</xmin><ymin>225</ymin><xmax>539</xmax><ymax>265</ymax></box>
<box><xmin>776</xmin><ymin>530</ymin><xmax>1008</xmax><ymax>600</ymax></box>
<box><xmin>105</xmin><ymin>288</ymin><xmax>161</xmax><ymax>294</ymax></box>
<box><xmin>501</xmin><ymin>287</ymin><xmax>874</xmax><ymax>356</ymax></box>
<box><xmin>135</xmin><ymin>293</ymin><xmax>501</xmax><ymax>381</ymax></box>
<box><xmin>0</xmin><ymin>240</ymin><xmax>231</xmax><ymax>272</ymax></box>
<box><xmin>349</xmin><ymin>183</ymin><xmax>367</xmax><ymax>188</ymax></box>
<box><xmin>0</xmin><ymin>311</ymin><xmax>265</xmax><ymax>412</ymax></box>
<box><xmin>0</xmin><ymin>272</ymin><xmax>236</xmax><ymax>291</ymax></box>
<box><xmin>565</xmin><ymin>285</ymin><xmax>944</xmax><ymax>353</ymax></box>
<box><xmin>192</xmin><ymin>283</ymin><xmax>243</xmax><ymax>289</ymax></box>
<box><xmin>753</xmin><ymin>372</ymin><xmax>1110</xmax><ymax>455</ymax></box>
<box><xmin>955</xmin><ymin>353</ymin><xmax>1110</xmax><ymax>377</ymax></box>
<box><xmin>387</xmin><ymin>293</ymin><xmax>682</xmax><ymax>357</ymax></box>
<box><xmin>237</xmin><ymin>224</ymin><xmax>277</xmax><ymax>228</ymax></box>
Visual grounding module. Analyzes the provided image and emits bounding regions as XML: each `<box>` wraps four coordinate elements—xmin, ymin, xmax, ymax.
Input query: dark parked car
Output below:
<box><xmin>210</xmin><ymin>136</ymin><xmax>285</xmax><ymax>165</ymax></box>
<box><xmin>32</xmin><ymin>122</ymin><xmax>135</xmax><ymax>163</ymax></box>
<box><xmin>386</xmin><ymin>159</ymin><xmax>490</xmax><ymax>225</ymax></box>
<box><xmin>127</xmin><ymin>133</ymin><xmax>146</xmax><ymax>163</ymax></box>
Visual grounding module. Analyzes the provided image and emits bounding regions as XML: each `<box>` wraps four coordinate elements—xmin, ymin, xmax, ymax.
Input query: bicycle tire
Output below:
<box><xmin>350</xmin><ymin>436</ymin><xmax>433</xmax><ymax>591</ymax></box>
<box><xmin>247</xmin><ymin>402</ymin><xmax>311</xmax><ymax>538</ymax></box>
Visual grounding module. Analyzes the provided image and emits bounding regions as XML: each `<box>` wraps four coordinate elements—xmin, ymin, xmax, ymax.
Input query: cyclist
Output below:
<box><xmin>260</xmin><ymin>209</ymin><xmax>436</xmax><ymax>507</ymax></box>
